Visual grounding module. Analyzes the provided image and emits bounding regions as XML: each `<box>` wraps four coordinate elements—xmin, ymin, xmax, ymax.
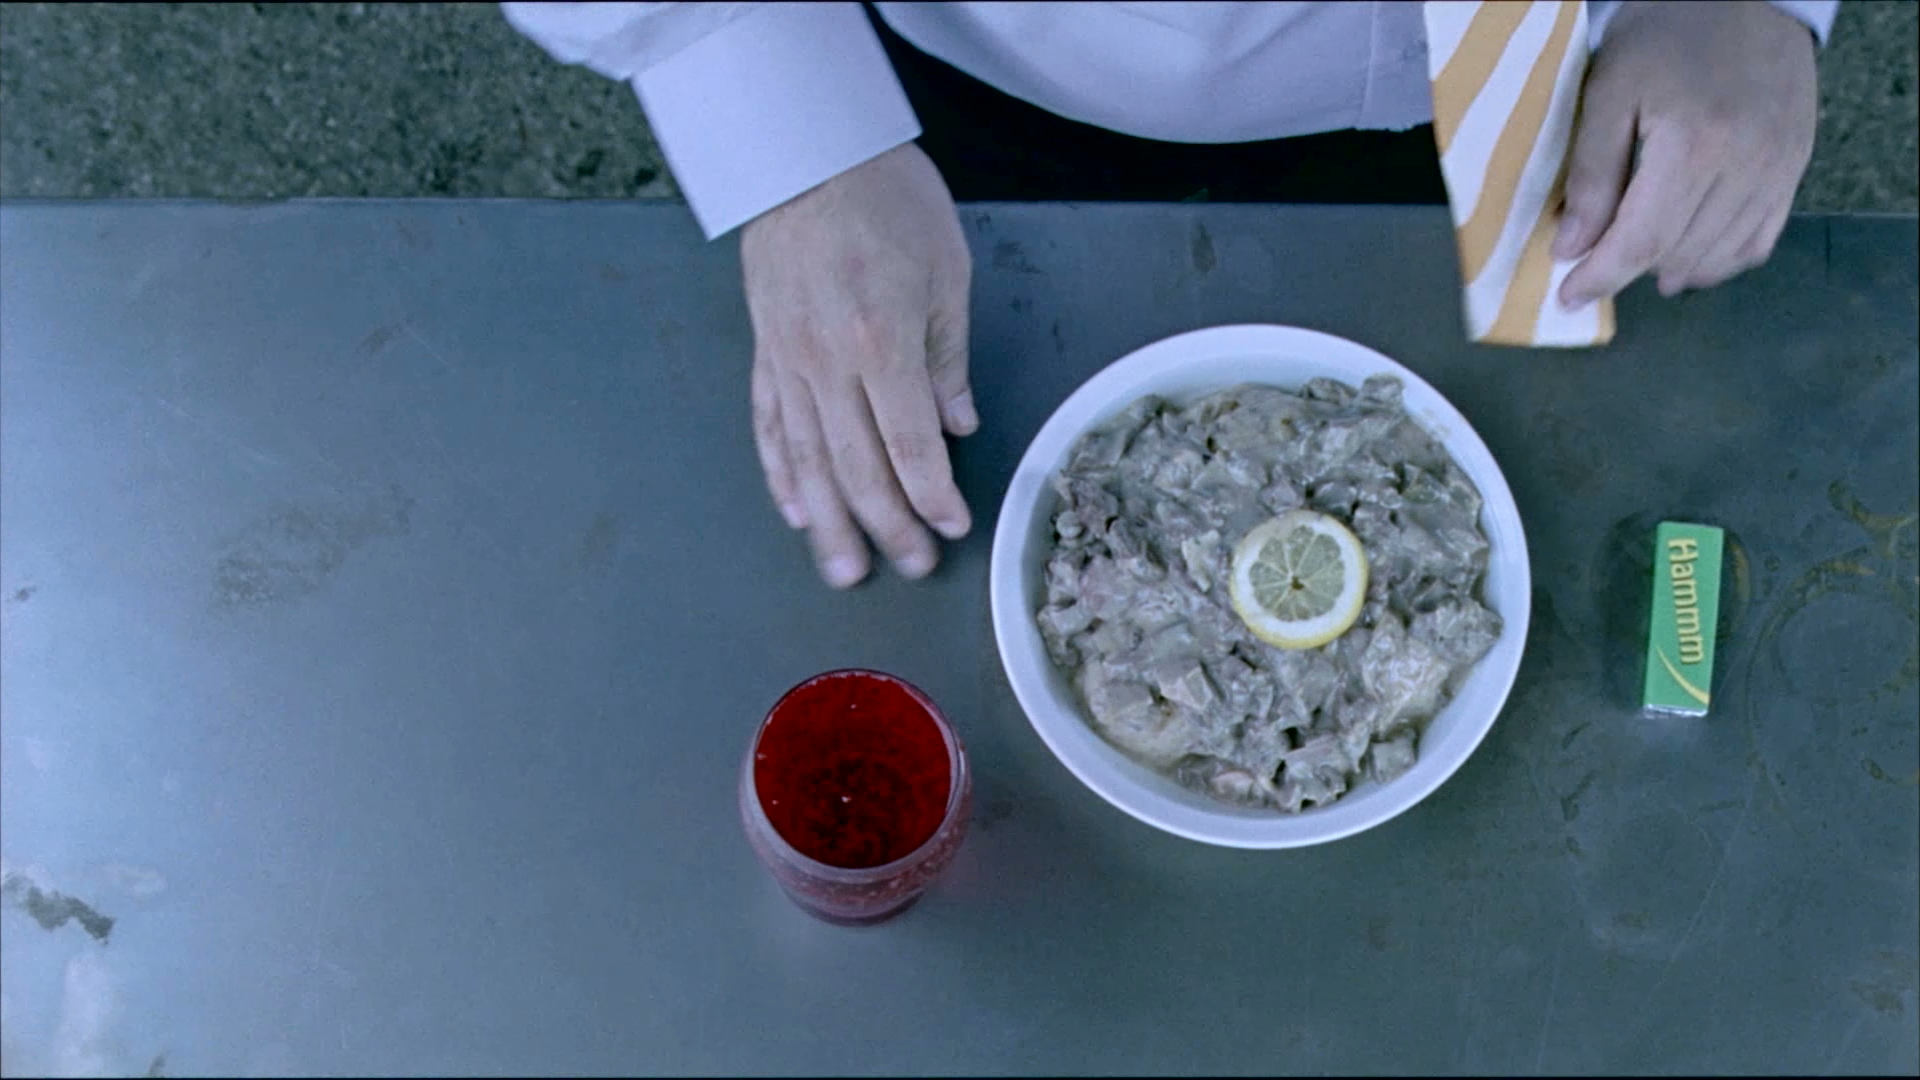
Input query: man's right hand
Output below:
<box><xmin>741</xmin><ymin>143</ymin><xmax>978</xmax><ymax>589</ymax></box>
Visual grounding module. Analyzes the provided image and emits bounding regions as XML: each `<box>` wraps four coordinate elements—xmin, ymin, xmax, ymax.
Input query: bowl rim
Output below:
<box><xmin>987</xmin><ymin>324</ymin><xmax>1532</xmax><ymax>849</ymax></box>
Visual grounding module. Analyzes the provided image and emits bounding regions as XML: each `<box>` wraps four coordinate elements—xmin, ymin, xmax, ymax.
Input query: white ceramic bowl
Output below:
<box><xmin>989</xmin><ymin>325</ymin><xmax>1531</xmax><ymax>848</ymax></box>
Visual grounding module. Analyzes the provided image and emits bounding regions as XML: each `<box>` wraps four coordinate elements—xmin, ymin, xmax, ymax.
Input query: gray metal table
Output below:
<box><xmin>1</xmin><ymin>202</ymin><xmax>1914</xmax><ymax>1077</ymax></box>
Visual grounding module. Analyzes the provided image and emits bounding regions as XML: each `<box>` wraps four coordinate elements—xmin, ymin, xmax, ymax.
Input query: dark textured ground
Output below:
<box><xmin>0</xmin><ymin>2</ymin><xmax>1914</xmax><ymax>211</ymax></box>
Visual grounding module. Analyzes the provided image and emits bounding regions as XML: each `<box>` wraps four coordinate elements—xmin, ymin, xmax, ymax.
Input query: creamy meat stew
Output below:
<box><xmin>1036</xmin><ymin>375</ymin><xmax>1502</xmax><ymax>812</ymax></box>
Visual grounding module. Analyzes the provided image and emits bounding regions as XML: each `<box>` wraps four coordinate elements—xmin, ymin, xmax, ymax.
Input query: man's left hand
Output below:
<box><xmin>1557</xmin><ymin>0</ymin><xmax>1820</xmax><ymax>307</ymax></box>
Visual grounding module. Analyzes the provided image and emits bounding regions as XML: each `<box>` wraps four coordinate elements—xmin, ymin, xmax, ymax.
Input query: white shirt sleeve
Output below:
<box><xmin>502</xmin><ymin>2</ymin><xmax>921</xmax><ymax>239</ymax></box>
<box><xmin>1588</xmin><ymin>0</ymin><xmax>1841</xmax><ymax>48</ymax></box>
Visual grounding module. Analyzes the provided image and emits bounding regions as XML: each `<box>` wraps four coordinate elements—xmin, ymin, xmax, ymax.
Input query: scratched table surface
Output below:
<box><xmin>0</xmin><ymin>202</ymin><xmax>1914</xmax><ymax>1077</ymax></box>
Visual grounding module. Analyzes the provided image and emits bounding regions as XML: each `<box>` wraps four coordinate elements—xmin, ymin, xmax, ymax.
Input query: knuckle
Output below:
<box><xmin>844</xmin><ymin>312</ymin><xmax>897</xmax><ymax>361</ymax></box>
<box><xmin>750</xmin><ymin>391</ymin><xmax>779</xmax><ymax>433</ymax></box>
<box><xmin>1656</xmin><ymin>250</ymin><xmax>1695</xmax><ymax>277</ymax></box>
<box><xmin>1684</xmin><ymin>107</ymin><xmax>1741</xmax><ymax>156</ymax></box>
<box><xmin>924</xmin><ymin>344</ymin><xmax>965</xmax><ymax>383</ymax></box>
<box><xmin>785</xmin><ymin>435</ymin><xmax>829</xmax><ymax>475</ymax></box>
<box><xmin>1693</xmin><ymin>126</ymin><xmax>1735</xmax><ymax>161</ymax></box>
<box><xmin>832</xmin><ymin>444</ymin><xmax>890</xmax><ymax>497</ymax></box>
<box><xmin>845</xmin><ymin>485</ymin><xmax>914</xmax><ymax>542</ymax></box>
<box><xmin>759</xmin><ymin>429</ymin><xmax>787</xmax><ymax>463</ymax></box>
<box><xmin>1563</xmin><ymin>183</ymin><xmax>1611</xmax><ymax>219</ymax></box>
<box><xmin>769</xmin><ymin>352</ymin><xmax>818</xmax><ymax>388</ymax></box>
<box><xmin>770</xmin><ymin>322</ymin><xmax>831</xmax><ymax>378</ymax></box>
<box><xmin>883</xmin><ymin>428</ymin><xmax>941</xmax><ymax>468</ymax></box>
<box><xmin>1617</xmin><ymin>235</ymin><xmax>1664</xmax><ymax>273</ymax></box>
<box><xmin>1563</xmin><ymin>198</ymin><xmax>1605</xmax><ymax>229</ymax></box>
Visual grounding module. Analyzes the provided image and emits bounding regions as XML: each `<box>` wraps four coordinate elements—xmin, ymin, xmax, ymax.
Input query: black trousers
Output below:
<box><xmin>870</xmin><ymin>7</ymin><xmax>1449</xmax><ymax>205</ymax></box>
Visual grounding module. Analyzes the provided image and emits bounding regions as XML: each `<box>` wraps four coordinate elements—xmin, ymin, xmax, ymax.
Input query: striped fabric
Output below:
<box><xmin>1425</xmin><ymin>0</ymin><xmax>1615</xmax><ymax>348</ymax></box>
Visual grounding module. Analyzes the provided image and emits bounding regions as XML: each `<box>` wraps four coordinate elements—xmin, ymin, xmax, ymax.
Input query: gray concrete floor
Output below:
<box><xmin>1</xmin><ymin>2</ymin><xmax>1915</xmax><ymax>211</ymax></box>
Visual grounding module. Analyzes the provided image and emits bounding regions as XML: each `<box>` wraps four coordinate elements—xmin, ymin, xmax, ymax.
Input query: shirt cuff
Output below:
<box><xmin>1588</xmin><ymin>0</ymin><xmax>1840</xmax><ymax>47</ymax></box>
<box><xmin>633</xmin><ymin>2</ymin><xmax>922</xmax><ymax>239</ymax></box>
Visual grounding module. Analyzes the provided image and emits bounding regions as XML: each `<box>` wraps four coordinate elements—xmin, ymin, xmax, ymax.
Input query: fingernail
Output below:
<box><xmin>895</xmin><ymin>549</ymin><xmax>936</xmax><ymax>579</ymax></box>
<box><xmin>946</xmin><ymin>390</ymin><xmax>979</xmax><ymax>435</ymax></box>
<box><xmin>779</xmin><ymin>501</ymin><xmax>806</xmax><ymax>529</ymax></box>
<box><xmin>824</xmin><ymin>555</ymin><xmax>866</xmax><ymax>589</ymax></box>
<box><xmin>932</xmin><ymin>513</ymin><xmax>970</xmax><ymax>541</ymax></box>
<box><xmin>1552</xmin><ymin>215</ymin><xmax>1584</xmax><ymax>259</ymax></box>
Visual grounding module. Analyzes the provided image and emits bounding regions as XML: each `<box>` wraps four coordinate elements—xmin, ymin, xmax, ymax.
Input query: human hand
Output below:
<box><xmin>741</xmin><ymin>143</ymin><xmax>978</xmax><ymax>589</ymax></box>
<box><xmin>1556</xmin><ymin>0</ymin><xmax>1819</xmax><ymax>307</ymax></box>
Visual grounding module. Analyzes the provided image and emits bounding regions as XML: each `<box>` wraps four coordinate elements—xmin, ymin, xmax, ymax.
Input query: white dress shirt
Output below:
<box><xmin>502</xmin><ymin>1</ymin><xmax>1839</xmax><ymax>239</ymax></box>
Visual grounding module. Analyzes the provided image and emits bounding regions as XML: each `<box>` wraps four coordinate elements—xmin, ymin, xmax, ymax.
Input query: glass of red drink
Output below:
<box><xmin>739</xmin><ymin>669</ymin><xmax>972</xmax><ymax>925</ymax></box>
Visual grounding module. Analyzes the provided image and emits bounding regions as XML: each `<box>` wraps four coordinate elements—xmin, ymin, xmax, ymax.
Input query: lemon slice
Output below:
<box><xmin>1229</xmin><ymin>509</ymin><xmax>1369</xmax><ymax>650</ymax></box>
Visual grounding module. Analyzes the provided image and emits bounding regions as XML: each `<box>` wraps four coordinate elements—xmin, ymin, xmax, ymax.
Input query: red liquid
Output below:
<box><xmin>753</xmin><ymin>671</ymin><xmax>954</xmax><ymax>869</ymax></box>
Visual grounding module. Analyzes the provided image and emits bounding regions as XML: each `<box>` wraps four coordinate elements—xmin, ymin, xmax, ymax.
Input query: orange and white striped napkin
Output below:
<box><xmin>1425</xmin><ymin>0</ymin><xmax>1614</xmax><ymax>348</ymax></box>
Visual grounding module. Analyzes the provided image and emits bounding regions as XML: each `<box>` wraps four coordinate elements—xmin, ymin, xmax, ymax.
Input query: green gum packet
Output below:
<box><xmin>1642</xmin><ymin>522</ymin><xmax>1725</xmax><ymax>716</ymax></box>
